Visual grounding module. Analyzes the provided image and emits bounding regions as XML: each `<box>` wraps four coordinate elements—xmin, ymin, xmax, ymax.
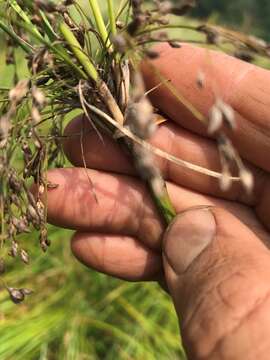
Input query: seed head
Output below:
<box><xmin>112</xmin><ymin>35</ymin><xmax>127</xmax><ymax>53</ymax></box>
<box><xmin>20</xmin><ymin>288</ymin><xmax>33</xmax><ymax>296</ymax></box>
<box><xmin>20</xmin><ymin>249</ymin><xmax>30</xmax><ymax>265</ymax></box>
<box><xmin>208</xmin><ymin>105</ymin><xmax>223</xmax><ymax>134</ymax></box>
<box><xmin>216</xmin><ymin>99</ymin><xmax>236</xmax><ymax>130</ymax></box>
<box><xmin>219</xmin><ymin>168</ymin><xmax>232</xmax><ymax>192</ymax></box>
<box><xmin>9</xmin><ymin>80</ymin><xmax>29</xmax><ymax>104</ymax></box>
<box><xmin>32</xmin><ymin>86</ymin><xmax>46</xmax><ymax>108</ymax></box>
<box><xmin>240</xmin><ymin>167</ymin><xmax>254</xmax><ymax>194</ymax></box>
<box><xmin>7</xmin><ymin>287</ymin><xmax>25</xmax><ymax>304</ymax></box>
<box><xmin>10</xmin><ymin>241</ymin><xmax>19</xmax><ymax>258</ymax></box>
<box><xmin>168</xmin><ymin>41</ymin><xmax>181</xmax><ymax>48</ymax></box>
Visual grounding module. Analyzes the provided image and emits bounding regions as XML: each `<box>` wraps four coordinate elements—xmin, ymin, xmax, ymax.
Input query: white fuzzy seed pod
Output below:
<box><xmin>208</xmin><ymin>105</ymin><xmax>223</xmax><ymax>134</ymax></box>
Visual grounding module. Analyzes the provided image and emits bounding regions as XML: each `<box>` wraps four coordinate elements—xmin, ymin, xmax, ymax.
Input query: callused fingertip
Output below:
<box><xmin>163</xmin><ymin>207</ymin><xmax>216</xmax><ymax>275</ymax></box>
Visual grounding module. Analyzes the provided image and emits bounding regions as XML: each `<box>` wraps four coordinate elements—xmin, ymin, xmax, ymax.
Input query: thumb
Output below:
<box><xmin>163</xmin><ymin>207</ymin><xmax>270</xmax><ymax>360</ymax></box>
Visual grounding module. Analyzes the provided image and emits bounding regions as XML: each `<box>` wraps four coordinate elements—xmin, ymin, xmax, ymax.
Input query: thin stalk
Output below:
<box><xmin>59</xmin><ymin>22</ymin><xmax>99</xmax><ymax>82</ymax></box>
<box><xmin>107</xmin><ymin>0</ymin><xmax>117</xmax><ymax>36</ymax></box>
<box><xmin>60</xmin><ymin>22</ymin><xmax>124</xmax><ymax>125</ymax></box>
<box><xmin>88</xmin><ymin>0</ymin><xmax>111</xmax><ymax>47</ymax></box>
<box><xmin>137</xmin><ymin>24</ymin><xmax>199</xmax><ymax>36</ymax></box>
<box><xmin>9</xmin><ymin>0</ymin><xmax>42</xmax><ymax>38</ymax></box>
<box><xmin>0</xmin><ymin>20</ymin><xmax>32</xmax><ymax>54</ymax></box>
<box><xmin>7</xmin><ymin>18</ymin><xmax>88</xmax><ymax>79</ymax></box>
<box><xmin>84</xmin><ymin>102</ymin><xmax>177</xmax><ymax>225</ymax></box>
<box><xmin>39</xmin><ymin>10</ymin><xmax>58</xmax><ymax>41</ymax></box>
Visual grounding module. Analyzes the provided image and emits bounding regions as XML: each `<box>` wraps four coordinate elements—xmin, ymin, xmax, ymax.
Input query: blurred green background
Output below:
<box><xmin>192</xmin><ymin>0</ymin><xmax>270</xmax><ymax>40</ymax></box>
<box><xmin>0</xmin><ymin>1</ymin><xmax>269</xmax><ymax>359</ymax></box>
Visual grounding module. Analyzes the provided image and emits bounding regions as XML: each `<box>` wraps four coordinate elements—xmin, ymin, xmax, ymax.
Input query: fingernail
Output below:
<box><xmin>163</xmin><ymin>208</ymin><xmax>216</xmax><ymax>274</ymax></box>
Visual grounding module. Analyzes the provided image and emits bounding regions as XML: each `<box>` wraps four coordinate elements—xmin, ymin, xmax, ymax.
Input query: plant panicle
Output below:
<box><xmin>0</xmin><ymin>0</ymin><xmax>268</xmax><ymax>301</ymax></box>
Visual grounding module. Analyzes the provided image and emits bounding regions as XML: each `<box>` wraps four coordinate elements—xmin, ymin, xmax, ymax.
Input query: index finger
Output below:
<box><xmin>142</xmin><ymin>43</ymin><xmax>270</xmax><ymax>172</ymax></box>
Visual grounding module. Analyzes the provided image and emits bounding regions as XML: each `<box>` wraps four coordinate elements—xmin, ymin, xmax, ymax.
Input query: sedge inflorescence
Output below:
<box><xmin>0</xmin><ymin>0</ymin><xmax>269</xmax><ymax>302</ymax></box>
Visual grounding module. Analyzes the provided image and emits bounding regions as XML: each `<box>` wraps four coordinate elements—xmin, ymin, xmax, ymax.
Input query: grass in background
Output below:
<box><xmin>0</xmin><ymin>227</ymin><xmax>185</xmax><ymax>360</ymax></box>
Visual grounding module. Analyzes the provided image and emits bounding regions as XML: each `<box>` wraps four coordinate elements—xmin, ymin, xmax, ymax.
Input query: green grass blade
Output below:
<box><xmin>0</xmin><ymin>20</ymin><xmax>32</xmax><ymax>53</ymax></box>
<box><xmin>88</xmin><ymin>0</ymin><xmax>111</xmax><ymax>46</ymax></box>
<box><xmin>39</xmin><ymin>10</ymin><xmax>58</xmax><ymax>41</ymax></box>
<box><xmin>59</xmin><ymin>22</ymin><xmax>99</xmax><ymax>82</ymax></box>
<box><xmin>107</xmin><ymin>0</ymin><xmax>117</xmax><ymax>36</ymax></box>
<box><xmin>9</xmin><ymin>0</ymin><xmax>42</xmax><ymax>38</ymax></box>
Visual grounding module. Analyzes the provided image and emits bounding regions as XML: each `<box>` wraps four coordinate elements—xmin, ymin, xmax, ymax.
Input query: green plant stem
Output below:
<box><xmin>9</xmin><ymin>0</ymin><xmax>42</xmax><ymax>38</ymax></box>
<box><xmin>107</xmin><ymin>0</ymin><xmax>117</xmax><ymax>36</ymax></box>
<box><xmin>0</xmin><ymin>20</ymin><xmax>32</xmax><ymax>54</ymax></box>
<box><xmin>150</xmin><ymin>183</ymin><xmax>176</xmax><ymax>224</ymax></box>
<box><xmin>59</xmin><ymin>22</ymin><xmax>99</xmax><ymax>82</ymax></box>
<box><xmin>88</xmin><ymin>0</ymin><xmax>111</xmax><ymax>47</ymax></box>
<box><xmin>84</xmin><ymin>103</ymin><xmax>176</xmax><ymax>225</ymax></box>
<box><xmin>137</xmin><ymin>24</ymin><xmax>199</xmax><ymax>36</ymax></box>
<box><xmin>59</xmin><ymin>22</ymin><xmax>124</xmax><ymax>125</ymax></box>
<box><xmin>11</xmin><ymin>19</ymin><xmax>88</xmax><ymax>79</ymax></box>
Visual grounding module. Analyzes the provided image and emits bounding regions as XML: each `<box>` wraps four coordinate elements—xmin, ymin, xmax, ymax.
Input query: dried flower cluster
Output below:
<box><xmin>0</xmin><ymin>0</ymin><xmax>269</xmax><ymax>302</ymax></box>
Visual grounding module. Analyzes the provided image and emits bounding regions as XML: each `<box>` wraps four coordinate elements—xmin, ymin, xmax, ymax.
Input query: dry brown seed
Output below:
<box><xmin>47</xmin><ymin>182</ymin><xmax>59</xmax><ymax>190</ymax></box>
<box><xmin>20</xmin><ymin>249</ymin><xmax>30</xmax><ymax>265</ymax></box>
<box><xmin>27</xmin><ymin>191</ymin><xmax>37</xmax><ymax>207</ymax></box>
<box><xmin>216</xmin><ymin>99</ymin><xmax>236</xmax><ymax>130</ymax></box>
<box><xmin>234</xmin><ymin>50</ymin><xmax>254</xmax><ymax>63</ymax></box>
<box><xmin>127</xmin><ymin>15</ymin><xmax>146</xmax><ymax>35</ymax></box>
<box><xmin>7</xmin><ymin>287</ymin><xmax>25</xmax><ymax>304</ymax></box>
<box><xmin>45</xmin><ymin>238</ymin><xmax>51</xmax><ymax>247</ymax></box>
<box><xmin>64</xmin><ymin>0</ymin><xmax>75</xmax><ymax>5</ymax></box>
<box><xmin>22</xmin><ymin>142</ymin><xmax>32</xmax><ymax>164</ymax></box>
<box><xmin>8</xmin><ymin>173</ymin><xmax>21</xmax><ymax>193</ymax></box>
<box><xmin>27</xmin><ymin>205</ymin><xmax>39</xmax><ymax>222</ymax></box>
<box><xmin>112</xmin><ymin>35</ymin><xmax>127</xmax><ymax>53</ymax></box>
<box><xmin>168</xmin><ymin>41</ymin><xmax>181</xmax><ymax>48</ymax></box>
<box><xmin>145</xmin><ymin>49</ymin><xmax>160</xmax><ymax>59</ymax></box>
<box><xmin>170</xmin><ymin>0</ymin><xmax>197</xmax><ymax>16</ymax></box>
<box><xmin>12</xmin><ymin>217</ymin><xmax>29</xmax><ymax>233</ymax></box>
<box><xmin>11</xmin><ymin>241</ymin><xmax>19</xmax><ymax>257</ymax></box>
<box><xmin>20</xmin><ymin>288</ymin><xmax>33</xmax><ymax>296</ymax></box>
<box><xmin>116</xmin><ymin>20</ymin><xmax>125</xmax><ymax>29</ymax></box>
<box><xmin>198</xmin><ymin>25</ymin><xmax>220</xmax><ymax>45</ymax></box>
<box><xmin>40</xmin><ymin>240</ymin><xmax>48</xmax><ymax>252</ymax></box>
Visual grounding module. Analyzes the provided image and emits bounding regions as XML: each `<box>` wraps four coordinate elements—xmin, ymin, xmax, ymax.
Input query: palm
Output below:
<box><xmin>45</xmin><ymin>44</ymin><xmax>270</xmax><ymax>282</ymax></box>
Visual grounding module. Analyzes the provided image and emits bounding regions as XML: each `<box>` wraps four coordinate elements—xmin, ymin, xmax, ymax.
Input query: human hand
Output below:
<box><xmin>44</xmin><ymin>44</ymin><xmax>270</xmax><ymax>359</ymax></box>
